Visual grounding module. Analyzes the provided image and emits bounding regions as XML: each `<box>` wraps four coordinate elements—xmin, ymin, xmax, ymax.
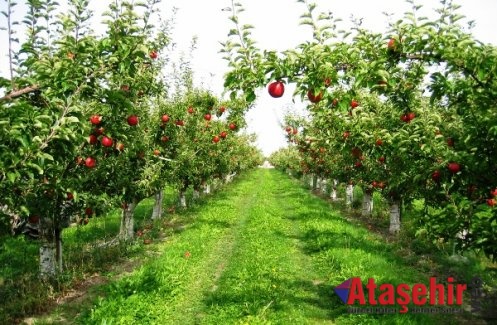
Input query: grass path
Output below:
<box><xmin>39</xmin><ymin>169</ymin><xmax>472</xmax><ymax>324</ymax></box>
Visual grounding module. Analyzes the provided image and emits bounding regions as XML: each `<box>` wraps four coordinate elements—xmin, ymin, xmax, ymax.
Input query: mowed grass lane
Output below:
<box><xmin>74</xmin><ymin>169</ymin><xmax>455</xmax><ymax>324</ymax></box>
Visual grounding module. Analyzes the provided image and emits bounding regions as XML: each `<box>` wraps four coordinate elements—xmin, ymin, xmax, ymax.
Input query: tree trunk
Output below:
<box><xmin>320</xmin><ymin>179</ymin><xmax>327</xmax><ymax>194</ymax></box>
<box><xmin>362</xmin><ymin>191</ymin><xmax>374</xmax><ymax>217</ymax></box>
<box><xmin>179</xmin><ymin>191</ymin><xmax>187</xmax><ymax>208</ymax></box>
<box><xmin>151</xmin><ymin>189</ymin><xmax>164</xmax><ymax>220</ymax></box>
<box><xmin>193</xmin><ymin>188</ymin><xmax>200</xmax><ymax>200</ymax></box>
<box><xmin>203</xmin><ymin>183</ymin><xmax>211</xmax><ymax>194</ymax></box>
<box><xmin>39</xmin><ymin>214</ymin><xmax>57</xmax><ymax>277</ymax></box>
<box><xmin>120</xmin><ymin>200</ymin><xmax>137</xmax><ymax>241</ymax></box>
<box><xmin>40</xmin><ymin>241</ymin><xmax>57</xmax><ymax>277</ymax></box>
<box><xmin>330</xmin><ymin>179</ymin><xmax>338</xmax><ymax>201</ymax></box>
<box><xmin>55</xmin><ymin>228</ymin><xmax>63</xmax><ymax>271</ymax></box>
<box><xmin>346</xmin><ymin>184</ymin><xmax>354</xmax><ymax>206</ymax></box>
<box><xmin>389</xmin><ymin>200</ymin><xmax>401</xmax><ymax>233</ymax></box>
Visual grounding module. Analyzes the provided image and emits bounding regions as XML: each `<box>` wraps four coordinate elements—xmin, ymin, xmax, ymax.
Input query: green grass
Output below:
<box><xmin>3</xmin><ymin>170</ymin><xmax>494</xmax><ymax>324</ymax></box>
<box><xmin>64</xmin><ymin>169</ymin><xmax>483</xmax><ymax>324</ymax></box>
<box><xmin>0</xmin><ymin>186</ymin><xmax>182</xmax><ymax>324</ymax></box>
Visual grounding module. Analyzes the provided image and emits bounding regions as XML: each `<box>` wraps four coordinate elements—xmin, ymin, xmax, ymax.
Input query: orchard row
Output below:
<box><xmin>222</xmin><ymin>0</ymin><xmax>497</xmax><ymax>260</ymax></box>
<box><xmin>0</xmin><ymin>0</ymin><xmax>262</xmax><ymax>276</ymax></box>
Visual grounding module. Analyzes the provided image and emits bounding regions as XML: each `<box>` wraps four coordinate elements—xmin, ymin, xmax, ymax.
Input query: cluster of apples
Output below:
<box><xmin>83</xmin><ymin>113</ymin><xmax>139</xmax><ymax>168</ymax></box>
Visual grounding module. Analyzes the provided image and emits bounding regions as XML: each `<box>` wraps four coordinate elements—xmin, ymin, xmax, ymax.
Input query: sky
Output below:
<box><xmin>1</xmin><ymin>0</ymin><xmax>497</xmax><ymax>156</ymax></box>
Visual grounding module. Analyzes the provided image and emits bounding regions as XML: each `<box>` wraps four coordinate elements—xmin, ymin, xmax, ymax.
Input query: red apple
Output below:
<box><xmin>161</xmin><ymin>114</ymin><xmax>170</xmax><ymax>123</ymax></box>
<box><xmin>187</xmin><ymin>106</ymin><xmax>194</xmax><ymax>114</ymax></box>
<box><xmin>307</xmin><ymin>89</ymin><xmax>323</xmax><ymax>103</ymax></box>
<box><xmin>285</xmin><ymin>126</ymin><xmax>292</xmax><ymax>133</ymax></box>
<box><xmin>292</xmin><ymin>128</ymin><xmax>298</xmax><ymax>135</ymax></box>
<box><xmin>153</xmin><ymin>149</ymin><xmax>160</xmax><ymax>156</ymax></box>
<box><xmin>120</xmin><ymin>85</ymin><xmax>130</xmax><ymax>92</ymax></box>
<box><xmin>372</xmin><ymin>181</ymin><xmax>378</xmax><ymax>188</ymax></box>
<box><xmin>85</xmin><ymin>207</ymin><xmax>93</xmax><ymax>216</ymax></box>
<box><xmin>408</xmin><ymin>112</ymin><xmax>416</xmax><ymax>121</ymax></box>
<box><xmin>229</xmin><ymin>123</ymin><xmax>236</xmax><ymax>130</ymax></box>
<box><xmin>324</xmin><ymin>77</ymin><xmax>332</xmax><ymax>87</ymax></box>
<box><xmin>490</xmin><ymin>188</ymin><xmax>497</xmax><ymax>197</ymax></box>
<box><xmin>350</xmin><ymin>99</ymin><xmax>359</xmax><ymax>108</ymax></box>
<box><xmin>351</xmin><ymin>147</ymin><xmax>362</xmax><ymax>158</ymax></box>
<box><xmin>218</xmin><ymin>106</ymin><xmax>226</xmax><ymax>114</ymax></box>
<box><xmin>332</xmin><ymin>98</ymin><xmax>338</xmax><ymax>107</ymax></box>
<box><xmin>127</xmin><ymin>115</ymin><xmax>139</xmax><ymax>126</ymax></box>
<box><xmin>220</xmin><ymin>131</ymin><xmax>228</xmax><ymax>139</ymax></box>
<box><xmin>268</xmin><ymin>81</ymin><xmax>285</xmax><ymax>98</ymax></box>
<box><xmin>447</xmin><ymin>137</ymin><xmax>454</xmax><ymax>147</ymax></box>
<box><xmin>343</xmin><ymin>131</ymin><xmax>350</xmax><ymax>139</ymax></box>
<box><xmin>175</xmin><ymin>120</ymin><xmax>184</xmax><ymax>126</ymax></box>
<box><xmin>204</xmin><ymin>114</ymin><xmax>212</xmax><ymax>121</ymax></box>
<box><xmin>487</xmin><ymin>198</ymin><xmax>496</xmax><ymax>207</ymax></box>
<box><xmin>101</xmin><ymin>136</ymin><xmax>113</xmax><ymax>147</ymax></box>
<box><xmin>213</xmin><ymin>136</ymin><xmax>220</xmax><ymax>143</ymax></box>
<box><xmin>161</xmin><ymin>136</ymin><xmax>169</xmax><ymax>142</ymax></box>
<box><xmin>89</xmin><ymin>134</ymin><xmax>98</xmax><ymax>145</ymax></box>
<box><xmin>447</xmin><ymin>162</ymin><xmax>461</xmax><ymax>174</ymax></box>
<box><xmin>376</xmin><ymin>139</ymin><xmax>383</xmax><ymax>146</ymax></box>
<box><xmin>387</xmin><ymin>38</ymin><xmax>396</xmax><ymax>50</ymax></box>
<box><xmin>85</xmin><ymin>157</ymin><xmax>96</xmax><ymax>168</ymax></box>
<box><xmin>354</xmin><ymin>161</ymin><xmax>362</xmax><ymax>168</ymax></box>
<box><xmin>66</xmin><ymin>192</ymin><xmax>74</xmax><ymax>200</ymax></box>
<box><xmin>379</xmin><ymin>156</ymin><xmax>386</xmax><ymax>163</ymax></box>
<box><xmin>149</xmin><ymin>50</ymin><xmax>158</xmax><ymax>59</ymax></box>
<box><xmin>431</xmin><ymin>170</ymin><xmax>441</xmax><ymax>182</ymax></box>
<box><xmin>90</xmin><ymin>115</ymin><xmax>102</xmax><ymax>125</ymax></box>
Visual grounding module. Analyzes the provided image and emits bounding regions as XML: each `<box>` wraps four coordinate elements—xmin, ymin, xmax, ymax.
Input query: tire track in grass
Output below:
<box><xmin>160</xmin><ymin>175</ymin><xmax>260</xmax><ymax>324</ymax></box>
<box><xmin>198</xmin><ymin>169</ymin><xmax>335</xmax><ymax>324</ymax></box>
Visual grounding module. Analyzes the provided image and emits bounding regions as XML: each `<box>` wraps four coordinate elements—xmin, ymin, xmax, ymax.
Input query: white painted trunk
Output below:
<box><xmin>310</xmin><ymin>174</ymin><xmax>318</xmax><ymax>190</ymax></box>
<box><xmin>40</xmin><ymin>242</ymin><xmax>57</xmax><ymax>277</ymax></box>
<box><xmin>331</xmin><ymin>189</ymin><xmax>338</xmax><ymax>200</ymax></box>
<box><xmin>309</xmin><ymin>174</ymin><xmax>314</xmax><ymax>188</ymax></box>
<box><xmin>320</xmin><ymin>179</ymin><xmax>327</xmax><ymax>193</ymax></box>
<box><xmin>120</xmin><ymin>201</ymin><xmax>136</xmax><ymax>241</ymax></box>
<box><xmin>330</xmin><ymin>179</ymin><xmax>338</xmax><ymax>201</ymax></box>
<box><xmin>151</xmin><ymin>190</ymin><xmax>163</xmax><ymax>220</ymax></box>
<box><xmin>179</xmin><ymin>191</ymin><xmax>187</xmax><ymax>208</ymax></box>
<box><xmin>346</xmin><ymin>184</ymin><xmax>354</xmax><ymax>206</ymax></box>
<box><xmin>193</xmin><ymin>189</ymin><xmax>200</xmax><ymax>200</ymax></box>
<box><xmin>389</xmin><ymin>201</ymin><xmax>401</xmax><ymax>233</ymax></box>
<box><xmin>362</xmin><ymin>192</ymin><xmax>374</xmax><ymax>217</ymax></box>
<box><xmin>204</xmin><ymin>184</ymin><xmax>211</xmax><ymax>194</ymax></box>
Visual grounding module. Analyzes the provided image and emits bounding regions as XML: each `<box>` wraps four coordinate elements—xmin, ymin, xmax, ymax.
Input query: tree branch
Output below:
<box><xmin>0</xmin><ymin>85</ymin><xmax>40</xmax><ymax>102</ymax></box>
